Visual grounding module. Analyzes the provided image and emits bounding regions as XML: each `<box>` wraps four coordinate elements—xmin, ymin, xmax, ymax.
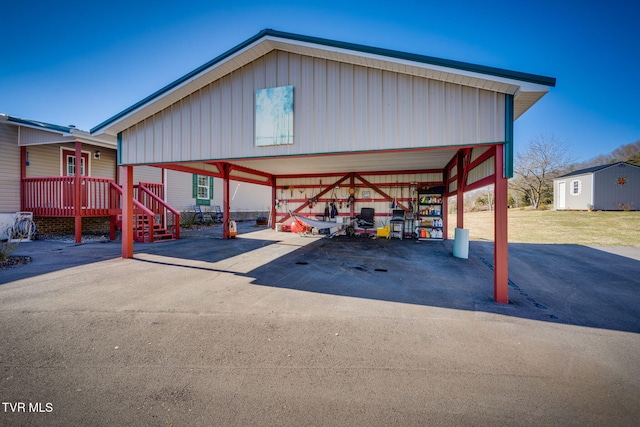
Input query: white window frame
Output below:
<box><xmin>197</xmin><ymin>175</ymin><xmax>210</xmax><ymax>200</ymax></box>
<box><xmin>570</xmin><ymin>179</ymin><xmax>581</xmax><ymax>196</ymax></box>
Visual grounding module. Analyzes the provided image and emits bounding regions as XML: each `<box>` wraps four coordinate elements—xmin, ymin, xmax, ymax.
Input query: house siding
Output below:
<box><xmin>132</xmin><ymin>165</ymin><xmax>162</xmax><ymax>185</ymax></box>
<box><xmin>166</xmin><ymin>169</ymin><xmax>270</xmax><ymax>212</ymax></box>
<box><xmin>0</xmin><ymin>123</ymin><xmax>20</xmax><ymax>212</ymax></box>
<box><xmin>120</xmin><ymin>50</ymin><xmax>506</xmax><ymax>165</ymax></box>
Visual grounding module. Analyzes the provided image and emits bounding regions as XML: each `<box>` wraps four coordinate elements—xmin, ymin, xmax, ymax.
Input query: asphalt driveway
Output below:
<box><xmin>1</xmin><ymin>225</ymin><xmax>639</xmax><ymax>426</ymax></box>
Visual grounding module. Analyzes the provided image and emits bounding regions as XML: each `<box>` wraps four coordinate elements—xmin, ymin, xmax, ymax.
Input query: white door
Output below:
<box><xmin>557</xmin><ymin>181</ymin><xmax>566</xmax><ymax>209</ymax></box>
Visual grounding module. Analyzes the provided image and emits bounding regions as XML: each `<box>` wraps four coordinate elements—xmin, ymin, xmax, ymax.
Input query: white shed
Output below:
<box><xmin>554</xmin><ymin>162</ymin><xmax>640</xmax><ymax>211</ymax></box>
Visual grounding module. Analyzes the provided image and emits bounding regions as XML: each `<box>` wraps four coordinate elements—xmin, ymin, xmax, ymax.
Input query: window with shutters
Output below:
<box><xmin>193</xmin><ymin>174</ymin><xmax>214</xmax><ymax>206</ymax></box>
<box><xmin>570</xmin><ymin>179</ymin><xmax>581</xmax><ymax>195</ymax></box>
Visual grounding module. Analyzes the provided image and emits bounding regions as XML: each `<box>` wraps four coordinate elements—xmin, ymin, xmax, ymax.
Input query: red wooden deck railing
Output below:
<box><xmin>21</xmin><ymin>177</ymin><xmax>180</xmax><ymax>242</ymax></box>
<box><xmin>22</xmin><ymin>176</ymin><xmax>121</xmax><ymax>217</ymax></box>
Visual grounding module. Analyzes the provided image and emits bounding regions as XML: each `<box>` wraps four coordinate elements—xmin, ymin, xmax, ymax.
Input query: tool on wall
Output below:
<box><xmin>347</xmin><ymin>187</ymin><xmax>355</xmax><ymax>207</ymax></box>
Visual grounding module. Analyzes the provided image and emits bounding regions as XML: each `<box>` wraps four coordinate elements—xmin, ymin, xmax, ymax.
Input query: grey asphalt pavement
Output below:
<box><xmin>1</xmin><ymin>223</ymin><xmax>639</xmax><ymax>426</ymax></box>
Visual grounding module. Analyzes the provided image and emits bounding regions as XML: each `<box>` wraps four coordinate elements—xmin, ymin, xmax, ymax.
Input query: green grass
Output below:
<box><xmin>448</xmin><ymin>210</ymin><xmax>640</xmax><ymax>247</ymax></box>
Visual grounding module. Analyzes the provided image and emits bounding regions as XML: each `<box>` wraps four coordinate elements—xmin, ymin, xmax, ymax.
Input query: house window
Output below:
<box><xmin>193</xmin><ymin>174</ymin><xmax>213</xmax><ymax>206</ymax></box>
<box><xmin>571</xmin><ymin>179</ymin><xmax>581</xmax><ymax>195</ymax></box>
<box><xmin>66</xmin><ymin>155</ymin><xmax>86</xmax><ymax>176</ymax></box>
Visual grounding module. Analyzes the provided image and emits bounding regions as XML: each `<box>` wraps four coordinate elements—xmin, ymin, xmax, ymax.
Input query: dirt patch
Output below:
<box><xmin>0</xmin><ymin>256</ymin><xmax>32</xmax><ymax>270</ymax></box>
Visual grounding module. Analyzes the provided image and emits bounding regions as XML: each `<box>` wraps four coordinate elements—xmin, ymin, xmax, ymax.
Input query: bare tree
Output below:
<box><xmin>511</xmin><ymin>134</ymin><xmax>573</xmax><ymax>209</ymax></box>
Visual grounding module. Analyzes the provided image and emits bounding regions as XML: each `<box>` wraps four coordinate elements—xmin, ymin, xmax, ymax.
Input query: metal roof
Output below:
<box><xmin>1</xmin><ymin>113</ymin><xmax>73</xmax><ymax>134</ymax></box>
<box><xmin>1</xmin><ymin>113</ymin><xmax>116</xmax><ymax>148</ymax></box>
<box><xmin>91</xmin><ymin>29</ymin><xmax>556</xmax><ymax>136</ymax></box>
<box><xmin>556</xmin><ymin>162</ymin><xmax>639</xmax><ymax>178</ymax></box>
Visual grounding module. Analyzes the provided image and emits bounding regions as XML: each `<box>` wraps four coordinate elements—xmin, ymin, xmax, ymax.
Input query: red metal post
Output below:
<box><xmin>74</xmin><ymin>141</ymin><xmax>82</xmax><ymax>243</ymax></box>
<box><xmin>121</xmin><ymin>166</ymin><xmax>134</xmax><ymax>258</ymax></box>
<box><xmin>349</xmin><ymin>173</ymin><xmax>355</xmax><ymax>219</ymax></box>
<box><xmin>271</xmin><ymin>178</ymin><xmax>277</xmax><ymax>229</ymax></box>
<box><xmin>456</xmin><ymin>150</ymin><xmax>465</xmax><ymax>230</ymax></box>
<box><xmin>222</xmin><ymin>163</ymin><xmax>230</xmax><ymax>239</ymax></box>
<box><xmin>494</xmin><ymin>144</ymin><xmax>509</xmax><ymax>303</ymax></box>
<box><xmin>442</xmin><ymin>164</ymin><xmax>450</xmax><ymax>240</ymax></box>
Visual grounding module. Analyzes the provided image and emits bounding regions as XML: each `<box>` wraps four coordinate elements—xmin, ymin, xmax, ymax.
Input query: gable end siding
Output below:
<box><xmin>120</xmin><ymin>50</ymin><xmax>506</xmax><ymax>165</ymax></box>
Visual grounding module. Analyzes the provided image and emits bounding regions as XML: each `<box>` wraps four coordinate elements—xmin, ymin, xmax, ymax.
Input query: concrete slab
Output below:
<box><xmin>1</xmin><ymin>225</ymin><xmax>639</xmax><ymax>425</ymax></box>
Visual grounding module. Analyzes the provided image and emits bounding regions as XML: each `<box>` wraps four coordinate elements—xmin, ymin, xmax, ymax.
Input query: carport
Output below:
<box><xmin>91</xmin><ymin>29</ymin><xmax>555</xmax><ymax>303</ymax></box>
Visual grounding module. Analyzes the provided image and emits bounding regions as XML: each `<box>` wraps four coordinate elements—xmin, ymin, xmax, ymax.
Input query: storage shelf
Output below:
<box><xmin>416</xmin><ymin>190</ymin><xmax>444</xmax><ymax>239</ymax></box>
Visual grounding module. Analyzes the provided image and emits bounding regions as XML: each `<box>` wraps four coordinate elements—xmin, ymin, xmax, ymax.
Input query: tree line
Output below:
<box><xmin>510</xmin><ymin>136</ymin><xmax>640</xmax><ymax>209</ymax></box>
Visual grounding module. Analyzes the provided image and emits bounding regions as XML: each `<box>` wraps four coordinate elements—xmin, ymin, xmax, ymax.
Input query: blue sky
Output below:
<box><xmin>1</xmin><ymin>0</ymin><xmax>638</xmax><ymax>162</ymax></box>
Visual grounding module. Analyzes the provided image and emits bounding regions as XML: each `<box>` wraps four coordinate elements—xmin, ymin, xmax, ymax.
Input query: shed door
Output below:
<box><xmin>557</xmin><ymin>181</ymin><xmax>566</xmax><ymax>209</ymax></box>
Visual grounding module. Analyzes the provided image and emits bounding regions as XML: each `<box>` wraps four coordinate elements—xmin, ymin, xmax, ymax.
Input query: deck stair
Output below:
<box><xmin>132</xmin><ymin>214</ymin><xmax>175</xmax><ymax>243</ymax></box>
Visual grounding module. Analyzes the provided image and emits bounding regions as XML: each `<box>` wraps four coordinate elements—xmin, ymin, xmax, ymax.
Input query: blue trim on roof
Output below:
<box><xmin>91</xmin><ymin>28</ymin><xmax>557</xmax><ymax>134</ymax></box>
<box><xmin>7</xmin><ymin>115</ymin><xmax>72</xmax><ymax>134</ymax></box>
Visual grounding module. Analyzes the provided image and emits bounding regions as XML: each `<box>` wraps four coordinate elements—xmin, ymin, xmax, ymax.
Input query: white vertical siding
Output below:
<box><xmin>133</xmin><ymin>165</ymin><xmax>162</xmax><ymax>185</ymax></box>
<box><xmin>121</xmin><ymin>50</ymin><xmax>507</xmax><ymax>165</ymax></box>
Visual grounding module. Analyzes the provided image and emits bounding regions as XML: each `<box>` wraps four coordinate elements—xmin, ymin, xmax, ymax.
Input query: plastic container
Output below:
<box><xmin>453</xmin><ymin>228</ymin><xmax>469</xmax><ymax>259</ymax></box>
<box><xmin>376</xmin><ymin>226</ymin><xmax>390</xmax><ymax>237</ymax></box>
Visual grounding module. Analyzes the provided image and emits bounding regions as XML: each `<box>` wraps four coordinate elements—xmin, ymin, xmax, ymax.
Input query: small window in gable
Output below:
<box><xmin>571</xmin><ymin>179</ymin><xmax>581</xmax><ymax>195</ymax></box>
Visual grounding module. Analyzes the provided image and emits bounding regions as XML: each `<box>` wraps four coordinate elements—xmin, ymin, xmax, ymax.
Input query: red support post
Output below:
<box><xmin>456</xmin><ymin>150</ymin><xmax>465</xmax><ymax>230</ymax></box>
<box><xmin>121</xmin><ymin>166</ymin><xmax>134</xmax><ymax>258</ymax></box>
<box><xmin>349</xmin><ymin>173</ymin><xmax>355</xmax><ymax>219</ymax></box>
<box><xmin>442</xmin><ymin>167</ymin><xmax>449</xmax><ymax>240</ymax></box>
<box><xmin>494</xmin><ymin>144</ymin><xmax>509</xmax><ymax>303</ymax></box>
<box><xmin>271</xmin><ymin>178</ymin><xmax>277</xmax><ymax>229</ymax></box>
<box><xmin>74</xmin><ymin>141</ymin><xmax>82</xmax><ymax>243</ymax></box>
<box><xmin>222</xmin><ymin>163</ymin><xmax>230</xmax><ymax>239</ymax></box>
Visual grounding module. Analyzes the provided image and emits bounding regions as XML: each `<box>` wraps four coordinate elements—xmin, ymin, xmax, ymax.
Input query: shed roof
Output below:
<box><xmin>556</xmin><ymin>162</ymin><xmax>639</xmax><ymax>178</ymax></box>
<box><xmin>91</xmin><ymin>29</ymin><xmax>556</xmax><ymax>137</ymax></box>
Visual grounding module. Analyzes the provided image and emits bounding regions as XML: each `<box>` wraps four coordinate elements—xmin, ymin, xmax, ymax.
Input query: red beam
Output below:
<box><xmin>280</xmin><ymin>173</ymin><xmax>352</xmax><ymax>223</ymax></box>
<box><xmin>150</xmin><ymin>163</ymin><xmax>224</xmax><ymax>178</ymax></box>
<box><xmin>228</xmin><ymin>163</ymin><xmax>273</xmax><ymax>185</ymax></box>
<box><xmin>354</xmin><ymin>173</ymin><xmax>409</xmax><ymax>211</ymax></box>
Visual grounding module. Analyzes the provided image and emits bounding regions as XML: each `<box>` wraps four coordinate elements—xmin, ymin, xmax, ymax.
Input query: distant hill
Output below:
<box><xmin>567</xmin><ymin>140</ymin><xmax>640</xmax><ymax>172</ymax></box>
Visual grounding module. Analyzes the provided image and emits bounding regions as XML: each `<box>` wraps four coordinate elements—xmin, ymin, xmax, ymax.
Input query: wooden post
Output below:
<box><xmin>74</xmin><ymin>141</ymin><xmax>82</xmax><ymax>243</ymax></box>
<box><xmin>456</xmin><ymin>150</ymin><xmax>465</xmax><ymax>230</ymax></box>
<box><xmin>494</xmin><ymin>144</ymin><xmax>509</xmax><ymax>303</ymax></box>
<box><xmin>121</xmin><ymin>166</ymin><xmax>134</xmax><ymax>258</ymax></box>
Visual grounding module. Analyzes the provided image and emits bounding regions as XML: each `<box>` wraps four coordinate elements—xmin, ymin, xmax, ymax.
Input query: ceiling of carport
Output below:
<box><xmin>193</xmin><ymin>147</ymin><xmax>460</xmax><ymax>177</ymax></box>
